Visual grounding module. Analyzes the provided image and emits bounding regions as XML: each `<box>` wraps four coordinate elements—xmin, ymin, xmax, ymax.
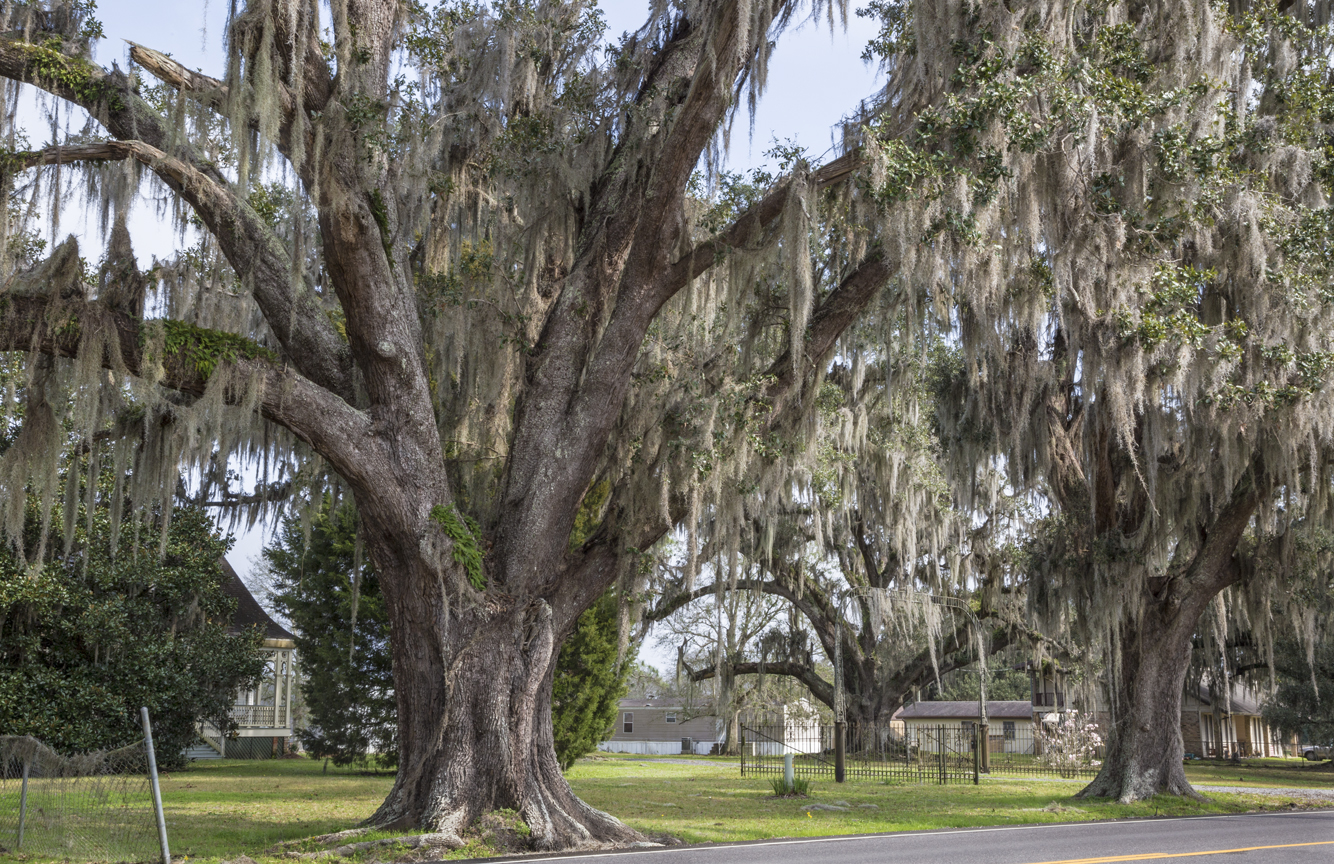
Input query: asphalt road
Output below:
<box><xmin>513</xmin><ymin>809</ymin><xmax>1334</xmax><ymax>864</ymax></box>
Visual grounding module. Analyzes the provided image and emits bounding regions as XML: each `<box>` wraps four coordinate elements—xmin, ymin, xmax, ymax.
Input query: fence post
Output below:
<box><xmin>16</xmin><ymin>757</ymin><xmax>29</xmax><ymax>849</ymax></box>
<box><xmin>141</xmin><ymin>708</ymin><xmax>171</xmax><ymax>864</ymax></box>
<box><xmin>783</xmin><ymin>752</ymin><xmax>794</xmax><ymax>792</ymax></box>
<box><xmin>834</xmin><ymin>721</ymin><xmax>846</xmax><ymax>783</ymax></box>
<box><xmin>976</xmin><ymin>720</ymin><xmax>987</xmax><ymax>784</ymax></box>
<box><xmin>938</xmin><ymin>725</ymin><xmax>945</xmax><ymax>784</ymax></box>
<box><xmin>740</xmin><ymin>728</ymin><xmax>745</xmax><ymax>777</ymax></box>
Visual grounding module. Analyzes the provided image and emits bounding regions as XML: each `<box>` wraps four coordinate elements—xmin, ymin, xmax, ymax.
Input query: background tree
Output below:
<box><xmin>647</xmin><ymin>340</ymin><xmax>1031</xmax><ymax>729</ymax></box>
<box><xmin>551</xmin><ymin>591</ymin><xmax>632</xmax><ymax>770</ymax></box>
<box><xmin>859</xmin><ymin>0</ymin><xmax>1334</xmax><ymax>801</ymax></box>
<box><xmin>1263</xmin><ymin>638</ymin><xmax>1334</xmax><ymax>757</ymax></box>
<box><xmin>267</xmin><ymin>498</ymin><xmax>397</xmax><ymax>768</ymax></box>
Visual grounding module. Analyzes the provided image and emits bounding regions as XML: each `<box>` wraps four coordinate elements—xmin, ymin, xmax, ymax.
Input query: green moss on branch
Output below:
<box><xmin>429</xmin><ymin>504</ymin><xmax>485</xmax><ymax>590</ymax></box>
<box><xmin>142</xmin><ymin>320</ymin><xmax>278</xmax><ymax>380</ymax></box>
<box><xmin>19</xmin><ymin>38</ymin><xmax>123</xmax><ymax>112</ymax></box>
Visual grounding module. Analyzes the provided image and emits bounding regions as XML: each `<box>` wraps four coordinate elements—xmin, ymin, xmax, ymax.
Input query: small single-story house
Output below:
<box><xmin>185</xmin><ymin>561</ymin><xmax>298</xmax><ymax>760</ymax></box>
<box><xmin>599</xmin><ymin>698</ymin><xmax>718</xmax><ymax>755</ymax></box>
<box><xmin>894</xmin><ymin>700</ymin><xmax>1037</xmax><ymax>754</ymax></box>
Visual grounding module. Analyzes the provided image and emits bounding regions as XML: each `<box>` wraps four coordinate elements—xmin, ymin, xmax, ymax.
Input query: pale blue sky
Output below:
<box><xmin>39</xmin><ymin>2</ymin><xmax>883</xmax><ymax>653</ymax></box>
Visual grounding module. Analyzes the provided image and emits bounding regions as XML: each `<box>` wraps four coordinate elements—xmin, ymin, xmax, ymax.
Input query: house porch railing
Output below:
<box><xmin>229</xmin><ymin>704</ymin><xmax>282</xmax><ymax>728</ymax></box>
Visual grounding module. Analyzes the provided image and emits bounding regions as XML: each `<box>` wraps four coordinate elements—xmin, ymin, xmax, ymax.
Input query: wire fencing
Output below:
<box><xmin>0</xmin><ymin>734</ymin><xmax>161</xmax><ymax>861</ymax></box>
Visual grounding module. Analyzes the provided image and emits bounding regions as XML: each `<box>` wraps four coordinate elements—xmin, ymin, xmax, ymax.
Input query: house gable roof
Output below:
<box><xmin>617</xmin><ymin>698</ymin><xmax>692</xmax><ymax>711</ymax></box>
<box><xmin>1193</xmin><ymin>684</ymin><xmax>1263</xmax><ymax>716</ymax></box>
<box><xmin>221</xmin><ymin>559</ymin><xmax>295</xmax><ymax>645</ymax></box>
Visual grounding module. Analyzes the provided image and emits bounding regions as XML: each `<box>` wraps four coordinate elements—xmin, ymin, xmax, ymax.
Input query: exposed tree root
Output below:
<box><xmin>281</xmin><ymin>833</ymin><xmax>465</xmax><ymax>859</ymax></box>
<box><xmin>266</xmin><ymin>828</ymin><xmax>375</xmax><ymax>852</ymax></box>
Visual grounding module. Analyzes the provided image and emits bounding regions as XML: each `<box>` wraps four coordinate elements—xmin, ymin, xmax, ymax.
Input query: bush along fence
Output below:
<box><xmin>740</xmin><ymin>715</ymin><xmax>1105</xmax><ymax>784</ymax></box>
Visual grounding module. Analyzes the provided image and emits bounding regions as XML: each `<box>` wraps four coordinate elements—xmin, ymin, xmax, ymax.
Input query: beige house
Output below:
<box><xmin>600</xmin><ymin>698</ymin><xmax>719</xmax><ymax>755</ymax></box>
<box><xmin>1182</xmin><ymin>683</ymin><xmax>1294</xmax><ymax>759</ymax></box>
<box><xmin>186</xmin><ymin>561</ymin><xmax>298</xmax><ymax>760</ymax></box>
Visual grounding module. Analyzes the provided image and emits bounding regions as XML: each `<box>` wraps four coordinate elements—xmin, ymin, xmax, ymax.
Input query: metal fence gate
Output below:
<box><xmin>740</xmin><ymin>720</ymin><xmax>1103</xmax><ymax>784</ymax></box>
<box><xmin>740</xmin><ymin>722</ymin><xmax>981</xmax><ymax>784</ymax></box>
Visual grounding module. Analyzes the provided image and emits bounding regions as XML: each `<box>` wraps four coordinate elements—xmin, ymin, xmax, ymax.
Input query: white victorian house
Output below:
<box><xmin>185</xmin><ymin>561</ymin><xmax>297</xmax><ymax>760</ymax></box>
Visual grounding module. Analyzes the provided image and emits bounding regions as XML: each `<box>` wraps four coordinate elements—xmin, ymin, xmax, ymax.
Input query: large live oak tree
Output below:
<box><xmin>0</xmin><ymin>0</ymin><xmax>899</xmax><ymax>849</ymax></box>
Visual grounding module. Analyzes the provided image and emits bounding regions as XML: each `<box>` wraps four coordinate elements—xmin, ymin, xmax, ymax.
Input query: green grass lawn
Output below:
<box><xmin>1182</xmin><ymin>756</ymin><xmax>1334</xmax><ymax>789</ymax></box>
<box><xmin>0</xmin><ymin>754</ymin><xmax>1327</xmax><ymax>864</ymax></box>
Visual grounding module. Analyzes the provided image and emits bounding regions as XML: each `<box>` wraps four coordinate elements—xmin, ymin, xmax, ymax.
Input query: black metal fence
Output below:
<box><xmin>740</xmin><ymin>719</ymin><xmax>1104</xmax><ymax>784</ymax></box>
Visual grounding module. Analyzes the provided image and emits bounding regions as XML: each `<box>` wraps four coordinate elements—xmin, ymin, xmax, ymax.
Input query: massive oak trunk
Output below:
<box><xmin>1077</xmin><ymin>467</ymin><xmax>1263</xmax><ymax>803</ymax></box>
<box><xmin>366</xmin><ymin>553</ymin><xmax>636</xmax><ymax>846</ymax></box>
<box><xmin>1078</xmin><ymin>596</ymin><xmax>1204</xmax><ymax>801</ymax></box>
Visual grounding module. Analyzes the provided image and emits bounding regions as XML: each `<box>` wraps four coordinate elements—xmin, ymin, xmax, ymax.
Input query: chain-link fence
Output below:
<box><xmin>0</xmin><ymin>735</ymin><xmax>161</xmax><ymax>861</ymax></box>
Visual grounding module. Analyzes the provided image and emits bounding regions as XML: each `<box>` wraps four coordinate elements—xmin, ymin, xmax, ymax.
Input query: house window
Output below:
<box><xmin>1003</xmin><ymin>721</ymin><xmax>1015</xmax><ymax>740</ymax></box>
<box><xmin>623</xmin><ymin>713</ymin><xmax>633</xmax><ymax>734</ymax></box>
<box><xmin>665</xmin><ymin>712</ymin><xmax>677</xmax><ymax>724</ymax></box>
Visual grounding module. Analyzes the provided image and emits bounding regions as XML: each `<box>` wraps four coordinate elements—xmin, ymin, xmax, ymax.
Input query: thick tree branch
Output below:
<box><xmin>127</xmin><ymin>39</ymin><xmax>329</xmax><ymax>188</ymax></box>
<box><xmin>2</xmin><ymin>140</ymin><xmax>135</xmax><ymax>169</ymax></box>
<box><xmin>498</xmin><ymin>1</ymin><xmax>804</xmax><ymax>591</ymax></box>
<box><xmin>655</xmin><ymin>152</ymin><xmax>865</xmax><ymax>299</ymax></box>
<box><xmin>763</xmin><ymin>251</ymin><xmax>891</xmax><ymax>418</ymax></box>
<box><xmin>0</xmin><ymin>294</ymin><xmax>372</xmax><ymax>485</ymax></box>
<box><xmin>688</xmin><ymin>660</ymin><xmax>834</xmax><ymax>708</ymax></box>
<box><xmin>0</xmin><ymin>32</ymin><xmax>354</xmax><ymax>403</ymax></box>
<box><xmin>1170</xmin><ymin>456</ymin><xmax>1266</xmax><ymax>612</ymax></box>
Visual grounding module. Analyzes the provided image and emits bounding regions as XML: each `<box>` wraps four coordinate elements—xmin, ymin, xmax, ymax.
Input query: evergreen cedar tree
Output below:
<box><xmin>0</xmin><ymin>487</ymin><xmax>264</xmax><ymax>766</ymax></box>
<box><xmin>266</xmin><ymin>500</ymin><xmax>630</xmax><ymax>769</ymax></box>
<box><xmin>1</xmin><ymin>0</ymin><xmax>1333</xmax><ymax>848</ymax></box>
<box><xmin>267</xmin><ymin>501</ymin><xmax>399</xmax><ymax>767</ymax></box>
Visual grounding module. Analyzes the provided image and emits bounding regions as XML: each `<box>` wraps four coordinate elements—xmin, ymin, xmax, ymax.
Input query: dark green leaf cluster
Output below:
<box><xmin>1263</xmin><ymin>638</ymin><xmax>1334</xmax><ymax>752</ymax></box>
<box><xmin>0</xmin><ymin>491</ymin><xmax>264</xmax><ymax>765</ymax></box>
<box><xmin>430</xmin><ymin>503</ymin><xmax>485</xmax><ymax>589</ymax></box>
<box><xmin>146</xmin><ymin>319</ymin><xmax>279</xmax><ymax>381</ymax></box>
<box><xmin>1116</xmin><ymin>264</ymin><xmax>1215</xmax><ymax>350</ymax></box>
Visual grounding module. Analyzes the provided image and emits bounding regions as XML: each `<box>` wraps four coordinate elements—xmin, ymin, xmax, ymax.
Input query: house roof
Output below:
<box><xmin>1194</xmin><ymin>684</ymin><xmax>1263</xmax><ymax>716</ymax></box>
<box><xmin>617</xmin><ymin>698</ymin><xmax>691</xmax><ymax>710</ymax></box>
<box><xmin>895</xmin><ymin>700</ymin><xmax>1034</xmax><ymax>720</ymax></box>
<box><xmin>221</xmin><ymin>559</ymin><xmax>296</xmax><ymax>645</ymax></box>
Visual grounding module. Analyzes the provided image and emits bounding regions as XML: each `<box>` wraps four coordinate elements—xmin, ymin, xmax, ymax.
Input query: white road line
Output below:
<box><xmin>509</xmin><ymin>809</ymin><xmax>1334</xmax><ymax>864</ymax></box>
